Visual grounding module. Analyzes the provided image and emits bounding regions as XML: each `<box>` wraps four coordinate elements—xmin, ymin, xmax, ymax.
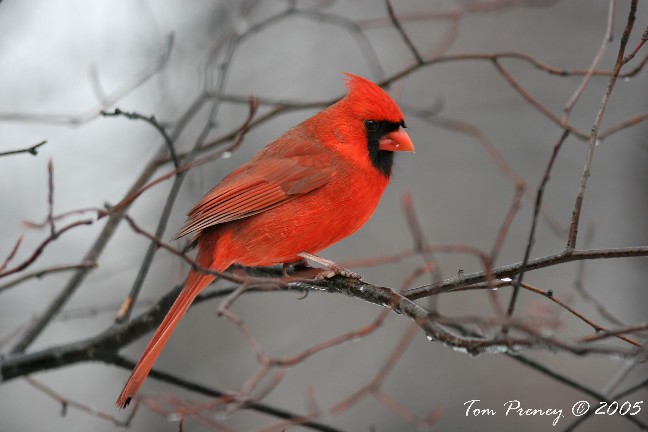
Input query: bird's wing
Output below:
<box><xmin>173</xmin><ymin>153</ymin><xmax>335</xmax><ymax>239</ymax></box>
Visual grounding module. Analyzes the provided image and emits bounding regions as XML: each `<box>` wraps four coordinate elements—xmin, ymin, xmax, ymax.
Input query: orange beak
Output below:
<box><xmin>378</xmin><ymin>127</ymin><xmax>415</xmax><ymax>153</ymax></box>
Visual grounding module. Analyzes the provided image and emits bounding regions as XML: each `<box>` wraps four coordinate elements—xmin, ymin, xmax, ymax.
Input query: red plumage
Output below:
<box><xmin>116</xmin><ymin>74</ymin><xmax>414</xmax><ymax>408</ymax></box>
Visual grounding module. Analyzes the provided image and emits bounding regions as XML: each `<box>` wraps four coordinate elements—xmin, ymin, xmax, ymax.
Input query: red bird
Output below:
<box><xmin>116</xmin><ymin>73</ymin><xmax>414</xmax><ymax>408</ymax></box>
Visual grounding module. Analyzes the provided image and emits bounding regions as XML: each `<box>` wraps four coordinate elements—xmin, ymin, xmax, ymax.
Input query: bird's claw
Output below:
<box><xmin>314</xmin><ymin>263</ymin><xmax>363</xmax><ymax>280</ymax></box>
<box><xmin>283</xmin><ymin>258</ymin><xmax>310</xmax><ymax>277</ymax></box>
<box><xmin>297</xmin><ymin>252</ymin><xmax>362</xmax><ymax>280</ymax></box>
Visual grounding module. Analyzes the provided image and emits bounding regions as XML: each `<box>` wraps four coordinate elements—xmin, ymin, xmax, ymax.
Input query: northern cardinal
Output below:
<box><xmin>116</xmin><ymin>73</ymin><xmax>414</xmax><ymax>408</ymax></box>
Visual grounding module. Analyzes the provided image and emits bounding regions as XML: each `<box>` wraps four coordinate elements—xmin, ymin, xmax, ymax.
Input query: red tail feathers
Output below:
<box><xmin>116</xmin><ymin>262</ymin><xmax>225</xmax><ymax>408</ymax></box>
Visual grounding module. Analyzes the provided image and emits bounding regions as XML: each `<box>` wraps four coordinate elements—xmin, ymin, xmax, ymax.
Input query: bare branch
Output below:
<box><xmin>0</xmin><ymin>235</ymin><xmax>23</xmax><ymax>274</ymax></box>
<box><xmin>508</xmin><ymin>355</ymin><xmax>647</xmax><ymax>430</ymax></box>
<box><xmin>111</xmin><ymin>356</ymin><xmax>346</xmax><ymax>432</ymax></box>
<box><xmin>0</xmin><ymin>219</ymin><xmax>94</xmax><ymax>279</ymax></box>
<box><xmin>8</xmin><ymin>92</ymin><xmax>212</xmax><ymax>355</ymax></box>
<box><xmin>107</xmin><ymin>97</ymin><xmax>259</xmax><ymax>216</ymax></box>
<box><xmin>520</xmin><ymin>282</ymin><xmax>642</xmax><ymax>347</ymax></box>
<box><xmin>561</xmin><ymin>0</ymin><xmax>616</xmax><ymax>122</ymax></box>
<box><xmin>492</xmin><ymin>59</ymin><xmax>589</xmax><ymax>140</ymax></box>
<box><xmin>400</xmin><ymin>192</ymin><xmax>442</xmax><ymax>289</ymax></box>
<box><xmin>0</xmin><ymin>262</ymin><xmax>97</xmax><ymax>295</ymax></box>
<box><xmin>385</xmin><ymin>0</ymin><xmax>424</xmax><ymax>65</ymax></box>
<box><xmin>422</xmin><ymin>114</ymin><xmax>565</xmax><ymax>236</ymax></box>
<box><xmin>46</xmin><ymin>159</ymin><xmax>55</xmax><ymax>238</ymax></box>
<box><xmin>113</xmin><ymin>97</ymin><xmax>258</xmax><ymax>323</ymax></box>
<box><xmin>0</xmin><ymin>140</ymin><xmax>47</xmax><ymax>158</ymax></box>
<box><xmin>599</xmin><ymin>110</ymin><xmax>648</xmax><ymax>139</ymax></box>
<box><xmin>25</xmin><ymin>376</ymin><xmax>137</xmax><ymax>427</ymax></box>
<box><xmin>101</xmin><ymin>108</ymin><xmax>180</xmax><ymax>168</ymax></box>
<box><xmin>405</xmin><ymin>246</ymin><xmax>648</xmax><ymax>299</ymax></box>
<box><xmin>561</xmin><ymin>376</ymin><xmax>648</xmax><ymax>430</ymax></box>
<box><xmin>572</xmin><ymin>221</ymin><xmax>627</xmax><ymax>327</ymax></box>
<box><xmin>567</xmin><ymin>0</ymin><xmax>639</xmax><ymax>250</ymax></box>
<box><xmin>578</xmin><ymin>322</ymin><xmax>648</xmax><ymax>344</ymax></box>
<box><xmin>0</xmin><ymin>36</ymin><xmax>174</xmax><ymax>125</ymax></box>
<box><xmin>505</xmin><ymin>130</ymin><xmax>570</xmax><ymax>325</ymax></box>
<box><xmin>622</xmin><ymin>25</ymin><xmax>648</xmax><ymax>64</ymax></box>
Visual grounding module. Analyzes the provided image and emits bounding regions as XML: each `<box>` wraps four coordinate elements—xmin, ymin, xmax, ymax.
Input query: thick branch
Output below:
<box><xmin>405</xmin><ymin>246</ymin><xmax>648</xmax><ymax>299</ymax></box>
<box><xmin>5</xmin><ymin>245</ymin><xmax>647</xmax><ymax>382</ymax></box>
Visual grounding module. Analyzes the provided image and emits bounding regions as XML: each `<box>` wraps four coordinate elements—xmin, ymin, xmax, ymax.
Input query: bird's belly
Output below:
<box><xmin>222</xmin><ymin>177</ymin><xmax>387</xmax><ymax>266</ymax></box>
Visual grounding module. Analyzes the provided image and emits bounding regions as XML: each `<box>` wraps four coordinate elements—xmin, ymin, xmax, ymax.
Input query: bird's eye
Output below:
<box><xmin>365</xmin><ymin>120</ymin><xmax>379</xmax><ymax>131</ymax></box>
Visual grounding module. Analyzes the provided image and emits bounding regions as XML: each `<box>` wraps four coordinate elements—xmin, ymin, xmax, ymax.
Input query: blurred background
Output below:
<box><xmin>0</xmin><ymin>0</ymin><xmax>646</xmax><ymax>431</ymax></box>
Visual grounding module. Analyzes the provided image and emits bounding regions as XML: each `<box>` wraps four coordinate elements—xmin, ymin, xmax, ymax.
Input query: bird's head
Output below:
<box><xmin>339</xmin><ymin>73</ymin><xmax>415</xmax><ymax>176</ymax></box>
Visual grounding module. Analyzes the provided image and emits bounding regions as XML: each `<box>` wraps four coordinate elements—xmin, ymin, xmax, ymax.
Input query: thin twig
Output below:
<box><xmin>622</xmin><ymin>25</ymin><xmax>648</xmax><ymax>64</ymax></box>
<box><xmin>599</xmin><ymin>110</ymin><xmax>648</xmax><ymax>139</ymax></box>
<box><xmin>0</xmin><ymin>262</ymin><xmax>97</xmax><ymax>295</ymax></box>
<box><xmin>573</xmin><ymin>221</ymin><xmax>627</xmax><ymax>327</ymax></box>
<box><xmin>519</xmin><ymin>282</ymin><xmax>641</xmax><ymax>347</ymax></box>
<box><xmin>0</xmin><ymin>235</ymin><xmax>23</xmax><ymax>274</ymax></box>
<box><xmin>487</xmin><ymin>184</ymin><xmax>525</xmax><ymax>318</ymax></box>
<box><xmin>116</xmin><ymin>212</ymin><xmax>241</xmax><ymax>283</ymax></box>
<box><xmin>385</xmin><ymin>0</ymin><xmax>424</xmax><ymax>65</ymax></box>
<box><xmin>109</xmin><ymin>356</ymin><xmax>346</xmax><ymax>432</ymax></box>
<box><xmin>492</xmin><ymin>59</ymin><xmax>589</xmax><ymax>140</ymax></box>
<box><xmin>509</xmin><ymin>355</ymin><xmax>647</xmax><ymax>431</ymax></box>
<box><xmin>291</xmin><ymin>9</ymin><xmax>385</xmax><ymax>81</ymax></box>
<box><xmin>360</xmin><ymin>0</ymin><xmax>533</xmax><ymax>27</ymax></box>
<box><xmin>561</xmin><ymin>0</ymin><xmax>615</xmax><ymax>122</ymax></box>
<box><xmin>442</xmin><ymin>279</ymin><xmax>642</xmax><ymax>347</ymax></box>
<box><xmin>113</xmin><ymin>92</ymin><xmax>235</xmax><ymax>321</ymax></box>
<box><xmin>46</xmin><ymin>159</ymin><xmax>55</xmax><ymax>238</ymax></box>
<box><xmin>113</xmin><ymin>176</ymin><xmax>186</xmax><ymax>323</ymax></box>
<box><xmin>321</xmin><ymin>325</ymin><xmax>421</xmax><ymax>423</ymax></box>
<box><xmin>324</xmin><ymin>324</ymin><xmax>441</xmax><ymax>429</ymax></box>
<box><xmin>567</xmin><ymin>0</ymin><xmax>638</xmax><ymax>250</ymax></box>
<box><xmin>505</xmin><ymin>130</ymin><xmax>570</xmax><ymax>325</ymax></box>
<box><xmin>8</xmin><ymin>93</ymin><xmax>209</xmax><ymax>354</ymax></box>
<box><xmin>423</xmin><ymin>115</ymin><xmax>565</xmax><ymax>236</ymax></box>
<box><xmin>101</xmin><ymin>108</ymin><xmax>180</xmax><ymax>168</ymax></box>
<box><xmin>603</xmin><ymin>359</ymin><xmax>642</xmax><ymax>397</ymax></box>
<box><xmin>0</xmin><ymin>140</ymin><xmax>47</xmax><ymax>157</ymax></box>
<box><xmin>0</xmin><ymin>36</ymin><xmax>174</xmax><ymax>125</ymax></box>
<box><xmin>107</xmin><ymin>97</ymin><xmax>259</xmax><ymax>217</ymax></box>
<box><xmin>114</xmin><ymin>97</ymin><xmax>258</xmax><ymax>323</ymax></box>
<box><xmin>490</xmin><ymin>183</ymin><xmax>525</xmax><ymax>264</ymax></box>
<box><xmin>25</xmin><ymin>376</ymin><xmax>138</xmax><ymax>427</ymax></box>
<box><xmin>577</xmin><ymin>322</ymin><xmax>648</xmax><ymax>343</ymax></box>
<box><xmin>400</xmin><ymin>192</ymin><xmax>442</xmax><ymax>308</ymax></box>
<box><xmin>0</xmin><ymin>219</ymin><xmax>94</xmax><ymax>279</ymax></box>
<box><xmin>561</xmin><ymin>377</ymin><xmax>648</xmax><ymax>431</ymax></box>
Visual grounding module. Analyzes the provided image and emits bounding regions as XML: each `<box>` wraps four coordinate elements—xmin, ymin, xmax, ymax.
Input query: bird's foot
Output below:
<box><xmin>282</xmin><ymin>258</ymin><xmax>310</xmax><ymax>276</ymax></box>
<box><xmin>297</xmin><ymin>252</ymin><xmax>362</xmax><ymax>280</ymax></box>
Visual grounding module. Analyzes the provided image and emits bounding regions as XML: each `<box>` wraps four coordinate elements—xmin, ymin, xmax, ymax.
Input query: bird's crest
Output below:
<box><xmin>343</xmin><ymin>73</ymin><xmax>404</xmax><ymax>123</ymax></box>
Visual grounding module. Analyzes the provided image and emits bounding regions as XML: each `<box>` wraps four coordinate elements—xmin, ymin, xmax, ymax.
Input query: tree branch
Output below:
<box><xmin>0</xmin><ymin>140</ymin><xmax>47</xmax><ymax>158</ymax></box>
<box><xmin>405</xmin><ymin>246</ymin><xmax>648</xmax><ymax>299</ymax></box>
<box><xmin>567</xmin><ymin>0</ymin><xmax>638</xmax><ymax>250</ymax></box>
